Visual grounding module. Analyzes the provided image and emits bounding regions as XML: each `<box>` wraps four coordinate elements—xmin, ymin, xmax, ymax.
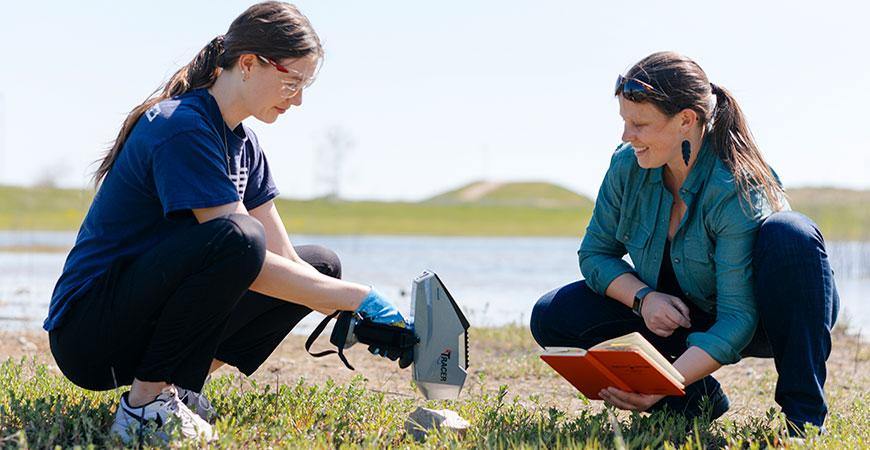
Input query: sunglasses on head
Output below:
<box><xmin>614</xmin><ymin>74</ymin><xmax>666</xmax><ymax>102</ymax></box>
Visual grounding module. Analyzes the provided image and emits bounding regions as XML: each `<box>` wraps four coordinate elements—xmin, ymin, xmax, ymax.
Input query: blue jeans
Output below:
<box><xmin>530</xmin><ymin>211</ymin><xmax>839</xmax><ymax>429</ymax></box>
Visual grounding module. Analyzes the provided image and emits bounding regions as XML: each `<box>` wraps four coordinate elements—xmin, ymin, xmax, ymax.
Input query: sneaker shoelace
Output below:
<box><xmin>158</xmin><ymin>389</ymin><xmax>202</xmax><ymax>436</ymax></box>
<box><xmin>133</xmin><ymin>387</ymin><xmax>181</xmax><ymax>443</ymax></box>
<box><xmin>177</xmin><ymin>387</ymin><xmax>215</xmax><ymax>418</ymax></box>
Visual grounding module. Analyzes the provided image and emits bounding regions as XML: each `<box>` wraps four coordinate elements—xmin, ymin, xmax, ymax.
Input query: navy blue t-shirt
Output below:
<box><xmin>44</xmin><ymin>89</ymin><xmax>279</xmax><ymax>331</ymax></box>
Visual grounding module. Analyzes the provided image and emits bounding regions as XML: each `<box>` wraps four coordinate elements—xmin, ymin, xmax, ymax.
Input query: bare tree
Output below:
<box><xmin>35</xmin><ymin>161</ymin><xmax>69</xmax><ymax>188</ymax></box>
<box><xmin>316</xmin><ymin>125</ymin><xmax>354</xmax><ymax>200</ymax></box>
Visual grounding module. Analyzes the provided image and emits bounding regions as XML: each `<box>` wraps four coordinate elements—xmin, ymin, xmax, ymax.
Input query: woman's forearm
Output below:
<box><xmin>604</xmin><ymin>272</ymin><xmax>648</xmax><ymax>308</ymax></box>
<box><xmin>249</xmin><ymin>250</ymin><xmax>369</xmax><ymax>312</ymax></box>
<box><xmin>673</xmin><ymin>346</ymin><xmax>722</xmax><ymax>385</ymax></box>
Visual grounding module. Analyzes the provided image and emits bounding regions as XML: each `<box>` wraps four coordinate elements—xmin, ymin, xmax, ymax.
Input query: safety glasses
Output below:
<box><xmin>614</xmin><ymin>74</ymin><xmax>666</xmax><ymax>102</ymax></box>
<box><xmin>257</xmin><ymin>55</ymin><xmax>317</xmax><ymax>99</ymax></box>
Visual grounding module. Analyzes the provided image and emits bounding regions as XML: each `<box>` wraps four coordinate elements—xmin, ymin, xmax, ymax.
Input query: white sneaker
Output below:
<box><xmin>110</xmin><ymin>385</ymin><xmax>217</xmax><ymax>443</ymax></box>
<box><xmin>176</xmin><ymin>386</ymin><xmax>216</xmax><ymax>422</ymax></box>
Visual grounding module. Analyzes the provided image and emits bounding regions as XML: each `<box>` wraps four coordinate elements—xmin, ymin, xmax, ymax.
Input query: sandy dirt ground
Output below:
<box><xmin>3</xmin><ymin>326</ymin><xmax>868</xmax><ymax>422</ymax></box>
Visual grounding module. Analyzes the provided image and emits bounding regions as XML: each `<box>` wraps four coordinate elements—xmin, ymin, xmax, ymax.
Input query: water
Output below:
<box><xmin>1</xmin><ymin>232</ymin><xmax>868</xmax><ymax>335</ymax></box>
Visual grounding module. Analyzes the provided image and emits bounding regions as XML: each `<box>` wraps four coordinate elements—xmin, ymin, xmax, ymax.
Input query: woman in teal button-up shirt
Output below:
<box><xmin>531</xmin><ymin>51</ymin><xmax>839</xmax><ymax>436</ymax></box>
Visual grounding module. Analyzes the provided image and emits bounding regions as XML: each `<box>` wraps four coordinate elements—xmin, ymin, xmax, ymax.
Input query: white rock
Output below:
<box><xmin>404</xmin><ymin>407</ymin><xmax>470</xmax><ymax>441</ymax></box>
<box><xmin>17</xmin><ymin>337</ymin><xmax>37</xmax><ymax>352</ymax></box>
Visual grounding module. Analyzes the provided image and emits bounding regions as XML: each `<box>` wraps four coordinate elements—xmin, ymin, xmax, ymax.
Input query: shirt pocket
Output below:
<box><xmin>683</xmin><ymin>238</ymin><xmax>717</xmax><ymax>300</ymax></box>
<box><xmin>615</xmin><ymin>217</ymin><xmax>652</xmax><ymax>266</ymax></box>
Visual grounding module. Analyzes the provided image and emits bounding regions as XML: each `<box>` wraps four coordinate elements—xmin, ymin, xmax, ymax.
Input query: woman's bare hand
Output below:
<box><xmin>599</xmin><ymin>387</ymin><xmax>664</xmax><ymax>411</ymax></box>
<box><xmin>641</xmin><ymin>292</ymin><xmax>691</xmax><ymax>337</ymax></box>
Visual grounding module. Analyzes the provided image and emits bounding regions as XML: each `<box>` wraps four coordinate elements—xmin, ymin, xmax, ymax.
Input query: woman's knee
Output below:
<box><xmin>755</xmin><ymin>211</ymin><xmax>824</xmax><ymax>261</ymax></box>
<box><xmin>754</xmin><ymin>211</ymin><xmax>837</xmax><ymax>321</ymax></box>
<box><xmin>207</xmin><ymin>214</ymin><xmax>267</xmax><ymax>270</ymax></box>
<box><xmin>530</xmin><ymin>287</ymin><xmax>560</xmax><ymax>346</ymax></box>
<box><xmin>294</xmin><ymin>244</ymin><xmax>342</xmax><ymax>279</ymax></box>
<box><xmin>530</xmin><ymin>281</ymin><xmax>592</xmax><ymax>347</ymax></box>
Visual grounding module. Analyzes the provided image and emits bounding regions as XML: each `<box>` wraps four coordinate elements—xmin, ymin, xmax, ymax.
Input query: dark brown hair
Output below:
<box><xmin>93</xmin><ymin>1</ymin><xmax>323</xmax><ymax>185</ymax></box>
<box><xmin>618</xmin><ymin>51</ymin><xmax>784</xmax><ymax>212</ymax></box>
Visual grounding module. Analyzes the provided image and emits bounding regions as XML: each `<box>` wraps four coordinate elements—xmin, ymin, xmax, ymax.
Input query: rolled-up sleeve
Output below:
<box><xmin>579</xmin><ymin>150</ymin><xmax>636</xmax><ymax>295</ymax></box>
<box><xmin>687</xmin><ymin>188</ymin><xmax>761</xmax><ymax>364</ymax></box>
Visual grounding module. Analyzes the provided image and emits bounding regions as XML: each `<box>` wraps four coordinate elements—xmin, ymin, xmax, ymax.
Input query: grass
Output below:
<box><xmin>0</xmin><ymin>358</ymin><xmax>793</xmax><ymax>449</ymax></box>
<box><xmin>4</xmin><ymin>325</ymin><xmax>870</xmax><ymax>449</ymax></box>
<box><xmin>0</xmin><ymin>186</ymin><xmax>91</xmax><ymax>231</ymax></box>
<box><xmin>786</xmin><ymin>189</ymin><xmax>870</xmax><ymax>241</ymax></box>
<box><xmin>0</xmin><ymin>185</ymin><xmax>595</xmax><ymax>237</ymax></box>
<box><xmin>425</xmin><ymin>181</ymin><xmax>594</xmax><ymax>209</ymax></box>
<box><xmin>272</xmin><ymin>199</ymin><xmax>593</xmax><ymax>237</ymax></box>
<box><xmin>1</xmin><ymin>185</ymin><xmax>868</xmax><ymax>240</ymax></box>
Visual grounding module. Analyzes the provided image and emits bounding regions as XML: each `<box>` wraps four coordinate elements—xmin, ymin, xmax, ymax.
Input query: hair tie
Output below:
<box><xmin>209</xmin><ymin>35</ymin><xmax>226</xmax><ymax>51</ymax></box>
<box><xmin>708</xmin><ymin>83</ymin><xmax>721</xmax><ymax>119</ymax></box>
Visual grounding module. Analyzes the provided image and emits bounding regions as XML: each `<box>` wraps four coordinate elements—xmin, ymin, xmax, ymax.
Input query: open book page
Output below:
<box><xmin>542</xmin><ymin>347</ymin><xmax>587</xmax><ymax>355</ymax></box>
<box><xmin>589</xmin><ymin>332</ymin><xmax>684</xmax><ymax>384</ymax></box>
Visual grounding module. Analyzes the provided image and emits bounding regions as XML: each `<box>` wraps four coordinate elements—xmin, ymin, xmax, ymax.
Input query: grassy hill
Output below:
<box><xmin>0</xmin><ymin>184</ymin><xmax>866</xmax><ymax>239</ymax></box>
<box><xmin>424</xmin><ymin>181</ymin><xmax>594</xmax><ymax>209</ymax></box>
<box><xmin>271</xmin><ymin>198</ymin><xmax>590</xmax><ymax>236</ymax></box>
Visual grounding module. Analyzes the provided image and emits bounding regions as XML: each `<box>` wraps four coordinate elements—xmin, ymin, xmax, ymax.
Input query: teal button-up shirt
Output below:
<box><xmin>579</xmin><ymin>139</ymin><xmax>785</xmax><ymax>364</ymax></box>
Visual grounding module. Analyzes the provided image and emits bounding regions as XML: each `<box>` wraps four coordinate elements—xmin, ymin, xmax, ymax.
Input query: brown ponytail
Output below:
<box><xmin>708</xmin><ymin>82</ymin><xmax>784</xmax><ymax>212</ymax></box>
<box><xmin>93</xmin><ymin>2</ymin><xmax>323</xmax><ymax>186</ymax></box>
<box><xmin>93</xmin><ymin>36</ymin><xmax>226</xmax><ymax>184</ymax></box>
<box><xmin>619</xmin><ymin>51</ymin><xmax>784</xmax><ymax>212</ymax></box>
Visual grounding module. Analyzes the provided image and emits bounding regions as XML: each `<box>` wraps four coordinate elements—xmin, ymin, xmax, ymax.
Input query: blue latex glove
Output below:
<box><xmin>354</xmin><ymin>287</ymin><xmax>408</xmax><ymax>327</ymax></box>
<box><xmin>355</xmin><ymin>287</ymin><xmax>409</xmax><ymax>357</ymax></box>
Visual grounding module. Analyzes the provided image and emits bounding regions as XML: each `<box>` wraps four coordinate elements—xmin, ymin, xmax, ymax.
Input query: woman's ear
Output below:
<box><xmin>237</xmin><ymin>54</ymin><xmax>257</xmax><ymax>76</ymax></box>
<box><xmin>679</xmin><ymin>108</ymin><xmax>698</xmax><ymax>133</ymax></box>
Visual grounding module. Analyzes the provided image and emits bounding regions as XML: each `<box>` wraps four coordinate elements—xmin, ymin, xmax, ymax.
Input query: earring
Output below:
<box><xmin>681</xmin><ymin>140</ymin><xmax>691</xmax><ymax>166</ymax></box>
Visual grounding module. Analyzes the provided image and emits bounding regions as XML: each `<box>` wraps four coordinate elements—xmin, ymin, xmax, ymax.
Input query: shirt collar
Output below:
<box><xmin>197</xmin><ymin>89</ymin><xmax>248</xmax><ymax>151</ymax></box>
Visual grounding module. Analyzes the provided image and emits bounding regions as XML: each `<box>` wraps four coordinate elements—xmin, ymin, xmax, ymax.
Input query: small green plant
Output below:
<box><xmin>3</xmin><ymin>346</ymin><xmax>870</xmax><ymax>449</ymax></box>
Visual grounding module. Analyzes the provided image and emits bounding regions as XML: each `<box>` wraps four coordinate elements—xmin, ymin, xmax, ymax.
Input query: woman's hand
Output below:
<box><xmin>355</xmin><ymin>287</ymin><xmax>408</xmax><ymax>327</ymax></box>
<box><xmin>355</xmin><ymin>287</ymin><xmax>411</xmax><ymax>360</ymax></box>
<box><xmin>599</xmin><ymin>387</ymin><xmax>664</xmax><ymax>411</ymax></box>
<box><xmin>641</xmin><ymin>292</ymin><xmax>691</xmax><ymax>337</ymax></box>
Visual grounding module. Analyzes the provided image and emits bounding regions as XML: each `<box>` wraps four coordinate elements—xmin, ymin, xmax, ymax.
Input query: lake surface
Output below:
<box><xmin>1</xmin><ymin>232</ymin><xmax>868</xmax><ymax>335</ymax></box>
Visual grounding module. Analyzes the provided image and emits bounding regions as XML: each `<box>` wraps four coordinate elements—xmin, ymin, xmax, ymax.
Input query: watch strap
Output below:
<box><xmin>632</xmin><ymin>287</ymin><xmax>655</xmax><ymax>317</ymax></box>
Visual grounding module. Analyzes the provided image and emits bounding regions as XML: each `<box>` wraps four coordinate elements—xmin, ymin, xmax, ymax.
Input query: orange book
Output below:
<box><xmin>540</xmin><ymin>332</ymin><xmax>685</xmax><ymax>400</ymax></box>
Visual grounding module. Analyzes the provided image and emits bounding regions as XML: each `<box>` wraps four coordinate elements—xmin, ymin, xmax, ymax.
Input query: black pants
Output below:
<box><xmin>49</xmin><ymin>214</ymin><xmax>341</xmax><ymax>392</ymax></box>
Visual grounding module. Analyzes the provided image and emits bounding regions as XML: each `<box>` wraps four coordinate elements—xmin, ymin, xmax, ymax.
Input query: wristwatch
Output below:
<box><xmin>632</xmin><ymin>287</ymin><xmax>655</xmax><ymax>317</ymax></box>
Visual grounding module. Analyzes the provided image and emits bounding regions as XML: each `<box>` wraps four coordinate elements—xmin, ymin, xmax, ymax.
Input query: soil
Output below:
<box><xmin>3</xmin><ymin>326</ymin><xmax>868</xmax><ymax>422</ymax></box>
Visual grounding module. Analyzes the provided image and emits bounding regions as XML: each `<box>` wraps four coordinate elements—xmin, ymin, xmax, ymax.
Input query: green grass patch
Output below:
<box><xmin>1</xmin><ymin>185</ymin><xmax>868</xmax><ymax>240</ymax></box>
<box><xmin>0</xmin><ymin>186</ymin><xmax>92</xmax><ymax>231</ymax></box>
<box><xmin>788</xmin><ymin>188</ymin><xmax>870</xmax><ymax>241</ymax></box>
<box><xmin>0</xmin><ymin>185</ymin><xmax>593</xmax><ymax>237</ymax></box>
<box><xmin>3</xmin><ymin>355</ymin><xmax>864</xmax><ymax>449</ymax></box>
<box><xmin>425</xmin><ymin>181</ymin><xmax>594</xmax><ymax>209</ymax></box>
<box><xmin>274</xmin><ymin>199</ymin><xmax>592</xmax><ymax>236</ymax></box>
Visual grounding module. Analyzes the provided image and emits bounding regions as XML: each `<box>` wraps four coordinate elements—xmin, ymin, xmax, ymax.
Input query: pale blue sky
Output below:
<box><xmin>0</xmin><ymin>0</ymin><xmax>867</xmax><ymax>201</ymax></box>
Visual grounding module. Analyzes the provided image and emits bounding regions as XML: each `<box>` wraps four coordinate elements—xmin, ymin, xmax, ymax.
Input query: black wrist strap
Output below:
<box><xmin>632</xmin><ymin>287</ymin><xmax>655</xmax><ymax>317</ymax></box>
<box><xmin>306</xmin><ymin>311</ymin><xmax>354</xmax><ymax>368</ymax></box>
<box><xmin>305</xmin><ymin>310</ymin><xmax>418</xmax><ymax>370</ymax></box>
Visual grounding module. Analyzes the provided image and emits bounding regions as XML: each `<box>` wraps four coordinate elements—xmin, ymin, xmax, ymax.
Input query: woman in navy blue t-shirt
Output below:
<box><xmin>46</xmin><ymin>2</ymin><xmax>406</xmax><ymax>443</ymax></box>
